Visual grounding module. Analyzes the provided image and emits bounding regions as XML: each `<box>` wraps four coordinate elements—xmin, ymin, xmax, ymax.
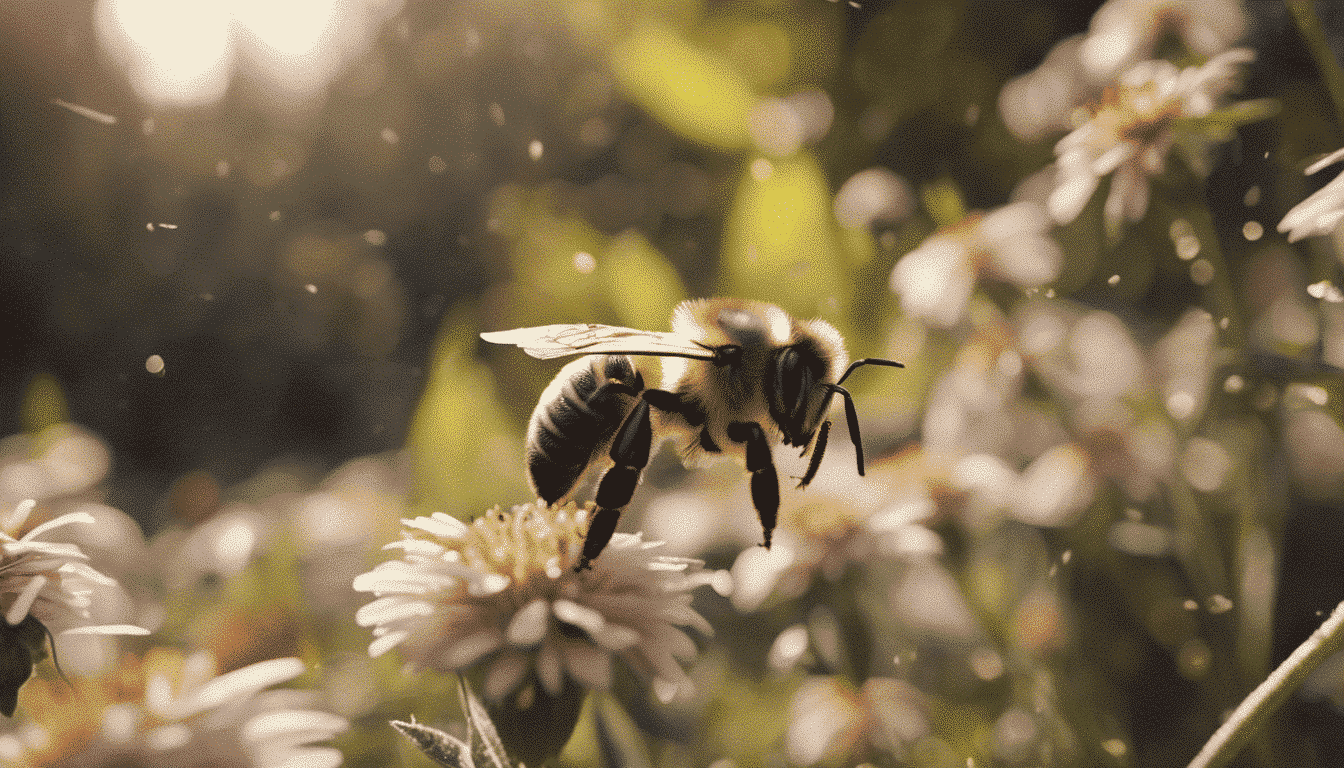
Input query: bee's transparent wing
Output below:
<box><xmin>480</xmin><ymin>324</ymin><xmax>717</xmax><ymax>360</ymax></box>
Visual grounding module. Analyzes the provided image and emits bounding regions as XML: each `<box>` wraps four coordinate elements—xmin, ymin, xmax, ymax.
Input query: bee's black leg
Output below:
<box><xmin>726</xmin><ymin>421</ymin><xmax>778</xmax><ymax>549</ymax></box>
<box><xmin>796</xmin><ymin>419</ymin><xmax>831</xmax><ymax>489</ymax></box>
<box><xmin>579</xmin><ymin>398</ymin><xmax>653</xmax><ymax>571</ymax></box>
<box><xmin>641</xmin><ymin>389</ymin><xmax>706</xmax><ymax>427</ymax></box>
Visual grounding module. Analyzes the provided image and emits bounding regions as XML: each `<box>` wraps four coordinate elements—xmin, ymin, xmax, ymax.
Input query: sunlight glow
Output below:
<box><xmin>96</xmin><ymin>0</ymin><xmax>400</xmax><ymax>107</ymax></box>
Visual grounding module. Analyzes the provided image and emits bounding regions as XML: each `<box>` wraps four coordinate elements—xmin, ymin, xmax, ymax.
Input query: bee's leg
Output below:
<box><xmin>579</xmin><ymin>398</ymin><xmax>654</xmax><ymax>571</ymax></box>
<box><xmin>641</xmin><ymin>389</ymin><xmax>706</xmax><ymax>426</ymax></box>
<box><xmin>642</xmin><ymin>389</ymin><xmax>720</xmax><ymax>453</ymax></box>
<box><xmin>726</xmin><ymin>421</ymin><xmax>779</xmax><ymax>549</ymax></box>
<box><xmin>796</xmin><ymin>419</ymin><xmax>831</xmax><ymax>489</ymax></box>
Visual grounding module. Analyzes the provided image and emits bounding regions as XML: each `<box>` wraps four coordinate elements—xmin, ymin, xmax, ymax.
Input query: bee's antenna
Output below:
<box><xmin>835</xmin><ymin>358</ymin><xmax>904</xmax><ymax>387</ymax></box>
<box><xmin>824</xmin><ymin>384</ymin><xmax>867</xmax><ymax>476</ymax></box>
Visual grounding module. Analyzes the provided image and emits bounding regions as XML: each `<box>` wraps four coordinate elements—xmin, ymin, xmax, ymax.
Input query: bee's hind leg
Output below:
<box><xmin>579</xmin><ymin>398</ymin><xmax>654</xmax><ymax>571</ymax></box>
<box><xmin>726</xmin><ymin>421</ymin><xmax>779</xmax><ymax>549</ymax></box>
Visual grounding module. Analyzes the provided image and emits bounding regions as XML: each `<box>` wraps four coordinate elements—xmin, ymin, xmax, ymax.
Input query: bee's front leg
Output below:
<box><xmin>579</xmin><ymin>399</ymin><xmax>653</xmax><ymax>571</ymax></box>
<box><xmin>726</xmin><ymin>421</ymin><xmax>778</xmax><ymax>550</ymax></box>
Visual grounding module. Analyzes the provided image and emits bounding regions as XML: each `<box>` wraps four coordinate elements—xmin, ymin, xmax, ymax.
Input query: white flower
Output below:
<box><xmin>890</xmin><ymin>201</ymin><xmax>1062</xmax><ymax>327</ymax></box>
<box><xmin>1278</xmin><ymin>147</ymin><xmax>1344</xmax><ymax>242</ymax></box>
<box><xmin>1080</xmin><ymin>0</ymin><xmax>1247</xmax><ymax>79</ymax></box>
<box><xmin>998</xmin><ymin>0</ymin><xmax>1247</xmax><ymax>142</ymax></box>
<box><xmin>0</xmin><ymin>648</ymin><xmax>346</xmax><ymax>767</ymax></box>
<box><xmin>353</xmin><ymin>500</ymin><xmax>725</xmax><ymax>704</ymax></box>
<box><xmin>0</xmin><ymin>500</ymin><xmax>147</xmax><ymax>638</ymax></box>
<box><xmin>1047</xmin><ymin>49</ymin><xmax>1254</xmax><ymax>229</ymax></box>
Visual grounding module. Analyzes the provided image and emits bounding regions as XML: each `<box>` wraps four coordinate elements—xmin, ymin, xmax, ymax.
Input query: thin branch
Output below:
<box><xmin>1187</xmin><ymin>600</ymin><xmax>1344</xmax><ymax>768</ymax></box>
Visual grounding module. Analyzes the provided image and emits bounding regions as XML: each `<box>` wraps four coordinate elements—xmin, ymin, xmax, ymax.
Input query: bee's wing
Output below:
<box><xmin>480</xmin><ymin>324</ymin><xmax>717</xmax><ymax>360</ymax></box>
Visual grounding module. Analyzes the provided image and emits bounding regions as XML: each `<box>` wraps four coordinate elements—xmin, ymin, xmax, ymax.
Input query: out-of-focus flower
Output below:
<box><xmin>785</xmin><ymin>676</ymin><xmax>930</xmax><ymax>766</ymax></box>
<box><xmin>999</xmin><ymin>0</ymin><xmax>1247</xmax><ymax>142</ymax></box>
<box><xmin>1278</xmin><ymin>147</ymin><xmax>1344</xmax><ymax>242</ymax></box>
<box><xmin>0</xmin><ymin>501</ymin><xmax>149</xmax><ymax>715</ymax></box>
<box><xmin>0</xmin><ymin>501</ymin><xmax>148</xmax><ymax>640</ymax></box>
<box><xmin>749</xmin><ymin>90</ymin><xmax>835</xmax><ymax>157</ymax></box>
<box><xmin>0</xmin><ymin>648</ymin><xmax>346</xmax><ymax>767</ymax></box>
<box><xmin>730</xmin><ymin>450</ymin><xmax>944</xmax><ymax>612</ymax></box>
<box><xmin>1048</xmin><ymin>49</ymin><xmax>1255</xmax><ymax>230</ymax></box>
<box><xmin>890</xmin><ymin>202</ymin><xmax>1062</xmax><ymax>328</ymax></box>
<box><xmin>1080</xmin><ymin>0</ymin><xmax>1247</xmax><ymax>80</ymax></box>
<box><xmin>834</xmin><ymin>168</ymin><xmax>915</xmax><ymax>231</ymax></box>
<box><xmin>0</xmin><ymin>424</ymin><xmax>111</xmax><ymax>515</ymax></box>
<box><xmin>354</xmin><ymin>501</ymin><xmax>726</xmax><ymax>704</ymax></box>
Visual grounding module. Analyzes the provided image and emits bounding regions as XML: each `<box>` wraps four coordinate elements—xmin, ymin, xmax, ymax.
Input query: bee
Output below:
<box><xmin>481</xmin><ymin>298</ymin><xmax>903</xmax><ymax>570</ymax></box>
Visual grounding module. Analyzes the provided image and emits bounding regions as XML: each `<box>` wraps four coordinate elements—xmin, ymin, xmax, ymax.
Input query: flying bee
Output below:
<box><xmin>481</xmin><ymin>298</ymin><xmax>903</xmax><ymax>570</ymax></box>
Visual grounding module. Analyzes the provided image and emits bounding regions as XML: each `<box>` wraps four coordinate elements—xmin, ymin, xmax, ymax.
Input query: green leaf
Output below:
<box><xmin>600</xmin><ymin>231</ymin><xmax>686</xmax><ymax>331</ymax></box>
<box><xmin>609</xmin><ymin>27</ymin><xmax>756</xmax><ymax>151</ymax></box>
<box><xmin>407</xmin><ymin>314</ymin><xmax>527</xmax><ymax>516</ymax></box>
<box><xmin>458</xmin><ymin>678</ymin><xmax>514</xmax><ymax>768</ymax></box>
<box><xmin>392</xmin><ymin>719</ymin><xmax>474</xmax><ymax>768</ymax></box>
<box><xmin>720</xmin><ymin>152</ymin><xmax>846</xmax><ymax>323</ymax></box>
<box><xmin>594</xmin><ymin>696</ymin><xmax>653</xmax><ymax>768</ymax></box>
<box><xmin>20</xmin><ymin>373</ymin><xmax>67</xmax><ymax>435</ymax></box>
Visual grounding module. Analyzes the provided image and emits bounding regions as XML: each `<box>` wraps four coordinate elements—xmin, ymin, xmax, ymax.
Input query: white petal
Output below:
<box><xmin>484</xmin><ymin>651</ymin><xmax>530</xmax><ymax>700</ymax></box>
<box><xmin>552</xmin><ymin>599</ymin><xmax>606</xmax><ymax>635</ymax></box>
<box><xmin>537</xmin><ymin>641</ymin><xmax>564</xmax><ymax>696</ymax></box>
<box><xmin>444</xmin><ymin>629</ymin><xmax>502</xmax><ymax>668</ymax></box>
<box><xmin>368</xmin><ymin>630</ymin><xmax>410</xmax><ymax>658</ymax></box>
<box><xmin>20</xmin><ymin>511</ymin><xmax>95</xmax><ymax>542</ymax></box>
<box><xmin>561</xmin><ymin>642</ymin><xmax>612</xmax><ymax>691</ymax></box>
<box><xmin>243</xmin><ymin>710</ymin><xmax>349</xmax><ymax>745</ymax></box>
<box><xmin>505</xmin><ymin>598</ymin><xmax>549</xmax><ymax>646</ymax></box>
<box><xmin>59</xmin><ymin>624</ymin><xmax>151</xmax><ymax>635</ymax></box>
<box><xmin>355</xmin><ymin>598</ymin><xmax>434</xmax><ymax>628</ymax></box>
<box><xmin>187</xmin><ymin>658</ymin><xmax>306</xmax><ymax>716</ymax></box>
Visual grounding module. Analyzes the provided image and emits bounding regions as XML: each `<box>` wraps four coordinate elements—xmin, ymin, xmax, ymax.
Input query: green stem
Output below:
<box><xmin>1186</xmin><ymin>600</ymin><xmax>1344</xmax><ymax>768</ymax></box>
<box><xmin>1287</xmin><ymin>0</ymin><xmax>1344</xmax><ymax>128</ymax></box>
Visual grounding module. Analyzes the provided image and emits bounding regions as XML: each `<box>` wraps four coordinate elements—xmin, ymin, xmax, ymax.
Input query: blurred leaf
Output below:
<box><xmin>393</xmin><ymin>719</ymin><xmax>473</xmax><ymax>768</ymax></box>
<box><xmin>594</xmin><ymin>695</ymin><xmax>654</xmax><ymax>768</ymax></box>
<box><xmin>609</xmin><ymin>26</ymin><xmax>755</xmax><ymax>151</ymax></box>
<box><xmin>921</xmin><ymin>178</ymin><xmax>967</xmax><ymax>230</ymax></box>
<box><xmin>407</xmin><ymin>315</ymin><xmax>526</xmax><ymax>516</ymax></box>
<box><xmin>20</xmin><ymin>373</ymin><xmax>67</xmax><ymax>435</ymax></box>
<box><xmin>600</xmin><ymin>231</ymin><xmax>687</xmax><ymax>330</ymax></box>
<box><xmin>721</xmin><ymin>152</ymin><xmax>845</xmax><ymax>321</ymax></box>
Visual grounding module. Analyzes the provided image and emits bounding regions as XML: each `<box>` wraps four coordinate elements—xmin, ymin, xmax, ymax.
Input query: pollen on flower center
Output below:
<box><xmin>455</xmin><ymin>502</ymin><xmax>590</xmax><ymax>587</ymax></box>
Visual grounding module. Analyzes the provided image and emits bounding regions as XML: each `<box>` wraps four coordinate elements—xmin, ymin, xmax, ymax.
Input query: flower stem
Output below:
<box><xmin>1186</xmin><ymin>600</ymin><xmax>1344</xmax><ymax>768</ymax></box>
<box><xmin>1286</xmin><ymin>0</ymin><xmax>1344</xmax><ymax>128</ymax></box>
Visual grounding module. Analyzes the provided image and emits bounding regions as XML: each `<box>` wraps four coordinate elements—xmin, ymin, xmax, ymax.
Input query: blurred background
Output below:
<box><xmin>4</xmin><ymin>0</ymin><xmax>1344</xmax><ymax>766</ymax></box>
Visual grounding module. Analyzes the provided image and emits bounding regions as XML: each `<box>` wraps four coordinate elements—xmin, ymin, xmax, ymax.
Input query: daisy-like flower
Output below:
<box><xmin>0</xmin><ymin>500</ymin><xmax>149</xmax><ymax>714</ymax></box>
<box><xmin>0</xmin><ymin>647</ymin><xmax>346</xmax><ymax>767</ymax></box>
<box><xmin>1278</xmin><ymin>147</ymin><xmax>1344</xmax><ymax>242</ymax></box>
<box><xmin>353</xmin><ymin>500</ymin><xmax>726</xmax><ymax>705</ymax></box>
<box><xmin>999</xmin><ymin>0</ymin><xmax>1247</xmax><ymax>143</ymax></box>
<box><xmin>1047</xmin><ymin>48</ymin><xmax>1255</xmax><ymax>230</ymax></box>
<box><xmin>890</xmin><ymin>201</ymin><xmax>1062</xmax><ymax>328</ymax></box>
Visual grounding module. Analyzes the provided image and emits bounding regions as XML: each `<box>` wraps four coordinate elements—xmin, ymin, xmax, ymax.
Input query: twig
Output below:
<box><xmin>1187</xmin><ymin>600</ymin><xmax>1344</xmax><ymax>768</ymax></box>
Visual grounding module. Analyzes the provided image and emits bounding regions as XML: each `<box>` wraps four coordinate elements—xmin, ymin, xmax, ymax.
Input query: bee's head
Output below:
<box><xmin>767</xmin><ymin>342</ymin><xmax>831</xmax><ymax>447</ymax></box>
